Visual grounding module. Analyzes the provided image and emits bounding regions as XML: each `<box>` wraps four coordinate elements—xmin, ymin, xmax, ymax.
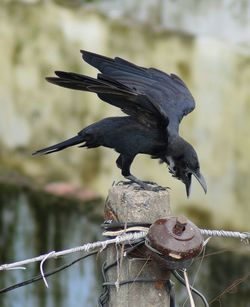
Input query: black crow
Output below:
<box><xmin>33</xmin><ymin>50</ymin><xmax>207</xmax><ymax>197</ymax></box>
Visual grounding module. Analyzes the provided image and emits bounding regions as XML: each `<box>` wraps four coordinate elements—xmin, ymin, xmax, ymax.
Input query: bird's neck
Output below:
<box><xmin>167</xmin><ymin>120</ymin><xmax>179</xmax><ymax>137</ymax></box>
<box><xmin>167</xmin><ymin>135</ymin><xmax>186</xmax><ymax>156</ymax></box>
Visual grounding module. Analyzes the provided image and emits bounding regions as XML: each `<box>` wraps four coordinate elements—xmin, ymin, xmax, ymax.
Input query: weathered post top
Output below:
<box><xmin>105</xmin><ymin>183</ymin><xmax>171</xmax><ymax>223</ymax></box>
<box><xmin>103</xmin><ymin>182</ymin><xmax>171</xmax><ymax>307</ymax></box>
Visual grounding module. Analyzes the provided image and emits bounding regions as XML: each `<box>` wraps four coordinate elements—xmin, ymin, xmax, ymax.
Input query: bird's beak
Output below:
<box><xmin>193</xmin><ymin>171</ymin><xmax>207</xmax><ymax>194</ymax></box>
<box><xmin>185</xmin><ymin>173</ymin><xmax>192</xmax><ymax>198</ymax></box>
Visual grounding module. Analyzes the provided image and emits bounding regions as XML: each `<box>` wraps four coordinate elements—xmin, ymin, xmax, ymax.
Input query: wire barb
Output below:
<box><xmin>40</xmin><ymin>251</ymin><xmax>55</xmax><ymax>288</ymax></box>
<box><xmin>1</xmin><ymin>224</ymin><xmax>247</xmax><ymax>306</ymax></box>
<box><xmin>0</xmin><ymin>227</ymin><xmax>249</xmax><ymax>272</ymax></box>
<box><xmin>0</xmin><ymin>231</ymin><xmax>147</xmax><ymax>272</ymax></box>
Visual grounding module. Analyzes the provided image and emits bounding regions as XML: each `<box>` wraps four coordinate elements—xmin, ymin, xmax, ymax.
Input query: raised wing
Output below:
<box><xmin>81</xmin><ymin>50</ymin><xmax>195</xmax><ymax>134</ymax></box>
<box><xmin>46</xmin><ymin>71</ymin><xmax>168</xmax><ymax>129</ymax></box>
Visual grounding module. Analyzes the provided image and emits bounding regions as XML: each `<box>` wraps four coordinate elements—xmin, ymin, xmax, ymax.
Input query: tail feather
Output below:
<box><xmin>32</xmin><ymin>135</ymin><xmax>83</xmax><ymax>156</ymax></box>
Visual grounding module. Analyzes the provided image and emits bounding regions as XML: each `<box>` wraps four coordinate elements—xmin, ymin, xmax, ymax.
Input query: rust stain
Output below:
<box><xmin>154</xmin><ymin>280</ymin><xmax>165</xmax><ymax>290</ymax></box>
<box><xmin>104</xmin><ymin>207</ymin><xmax>118</xmax><ymax>221</ymax></box>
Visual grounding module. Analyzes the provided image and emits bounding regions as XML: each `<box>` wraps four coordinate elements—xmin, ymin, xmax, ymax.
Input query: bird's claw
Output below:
<box><xmin>137</xmin><ymin>181</ymin><xmax>167</xmax><ymax>192</ymax></box>
<box><xmin>144</xmin><ymin>185</ymin><xmax>167</xmax><ymax>192</ymax></box>
<box><xmin>153</xmin><ymin>186</ymin><xmax>167</xmax><ymax>191</ymax></box>
<box><xmin>116</xmin><ymin>180</ymin><xmax>132</xmax><ymax>186</ymax></box>
<box><xmin>129</xmin><ymin>181</ymin><xmax>167</xmax><ymax>192</ymax></box>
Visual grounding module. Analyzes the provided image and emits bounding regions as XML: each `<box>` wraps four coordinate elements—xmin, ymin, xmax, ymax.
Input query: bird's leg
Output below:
<box><xmin>116</xmin><ymin>155</ymin><xmax>131</xmax><ymax>185</ymax></box>
<box><xmin>120</xmin><ymin>154</ymin><xmax>166</xmax><ymax>191</ymax></box>
<box><xmin>116</xmin><ymin>155</ymin><xmax>123</xmax><ymax>170</ymax></box>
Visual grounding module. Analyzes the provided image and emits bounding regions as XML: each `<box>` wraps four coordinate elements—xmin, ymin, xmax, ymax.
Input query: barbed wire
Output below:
<box><xmin>0</xmin><ymin>231</ymin><xmax>146</xmax><ymax>271</ymax></box>
<box><xmin>0</xmin><ymin>227</ymin><xmax>249</xmax><ymax>272</ymax></box>
<box><xmin>0</xmin><ymin>225</ymin><xmax>248</xmax><ymax>307</ymax></box>
<box><xmin>0</xmin><ymin>251</ymin><xmax>98</xmax><ymax>294</ymax></box>
<box><xmin>199</xmin><ymin>229</ymin><xmax>250</xmax><ymax>242</ymax></box>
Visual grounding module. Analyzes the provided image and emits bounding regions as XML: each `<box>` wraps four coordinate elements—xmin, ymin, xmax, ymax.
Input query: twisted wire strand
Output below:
<box><xmin>0</xmin><ymin>231</ymin><xmax>147</xmax><ymax>271</ymax></box>
<box><xmin>200</xmin><ymin>229</ymin><xmax>250</xmax><ymax>242</ymax></box>
<box><xmin>0</xmin><ymin>227</ymin><xmax>249</xmax><ymax>272</ymax></box>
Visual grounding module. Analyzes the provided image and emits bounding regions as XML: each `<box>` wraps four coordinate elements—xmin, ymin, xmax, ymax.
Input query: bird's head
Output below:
<box><xmin>166</xmin><ymin>138</ymin><xmax>207</xmax><ymax>198</ymax></box>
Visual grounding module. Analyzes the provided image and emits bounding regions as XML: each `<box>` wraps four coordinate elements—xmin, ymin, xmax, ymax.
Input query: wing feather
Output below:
<box><xmin>81</xmin><ymin>50</ymin><xmax>195</xmax><ymax>134</ymax></box>
<box><xmin>46</xmin><ymin>71</ymin><xmax>163</xmax><ymax>123</ymax></box>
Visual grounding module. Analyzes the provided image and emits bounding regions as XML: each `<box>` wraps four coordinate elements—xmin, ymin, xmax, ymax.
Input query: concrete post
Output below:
<box><xmin>104</xmin><ymin>183</ymin><xmax>171</xmax><ymax>307</ymax></box>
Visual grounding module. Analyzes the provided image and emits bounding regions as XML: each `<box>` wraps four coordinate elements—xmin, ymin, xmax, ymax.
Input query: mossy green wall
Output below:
<box><xmin>1</xmin><ymin>2</ymin><xmax>250</xmax><ymax>229</ymax></box>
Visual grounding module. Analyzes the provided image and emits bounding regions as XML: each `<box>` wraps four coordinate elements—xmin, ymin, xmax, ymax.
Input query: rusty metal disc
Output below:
<box><xmin>146</xmin><ymin>216</ymin><xmax>203</xmax><ymax>263</ymax></box>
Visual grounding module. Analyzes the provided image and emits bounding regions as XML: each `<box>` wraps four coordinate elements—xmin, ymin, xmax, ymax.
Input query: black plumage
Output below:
<box><xmin>33</xmin><ymin>50</ymin><xmax>207</xmax><ymax>197</ymax></box>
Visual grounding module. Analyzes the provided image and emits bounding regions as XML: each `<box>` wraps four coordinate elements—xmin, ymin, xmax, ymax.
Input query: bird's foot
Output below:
<box><xmin>124</xmin><ymin>176</ymin><xmax>167</xmax><ymax>192</ymax></box>
<box><xmin>144</xmin><ymin>185</ymin><xmax>167</xmax><ymax>192</ymax></box>
<box><xmin>116</xmin><ymin>180</ymin><xmax>131</xmax><ymax>186</ymax></box>
<box><xmin>141</xmin><ymin>180</ymin><xmax>156</xmax><ymax>185</ymax></box>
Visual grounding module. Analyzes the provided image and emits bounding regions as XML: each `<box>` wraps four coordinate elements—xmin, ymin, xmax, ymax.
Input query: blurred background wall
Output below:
<box><xmin>1</xmin><ymin>1</ymin><xmax>250</xmax><ymax>307</ymax></box>
<box><xmin>1</xmin><ymin>0</ymin><xmax>250</xmax><ymax>230</ymax></box>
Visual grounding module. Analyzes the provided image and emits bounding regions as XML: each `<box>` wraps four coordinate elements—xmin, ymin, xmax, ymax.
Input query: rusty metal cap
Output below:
<box><xmin>146</xmin><ymin>216</ymin><xmax>203</xmax><ymax>261</ymax></box>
